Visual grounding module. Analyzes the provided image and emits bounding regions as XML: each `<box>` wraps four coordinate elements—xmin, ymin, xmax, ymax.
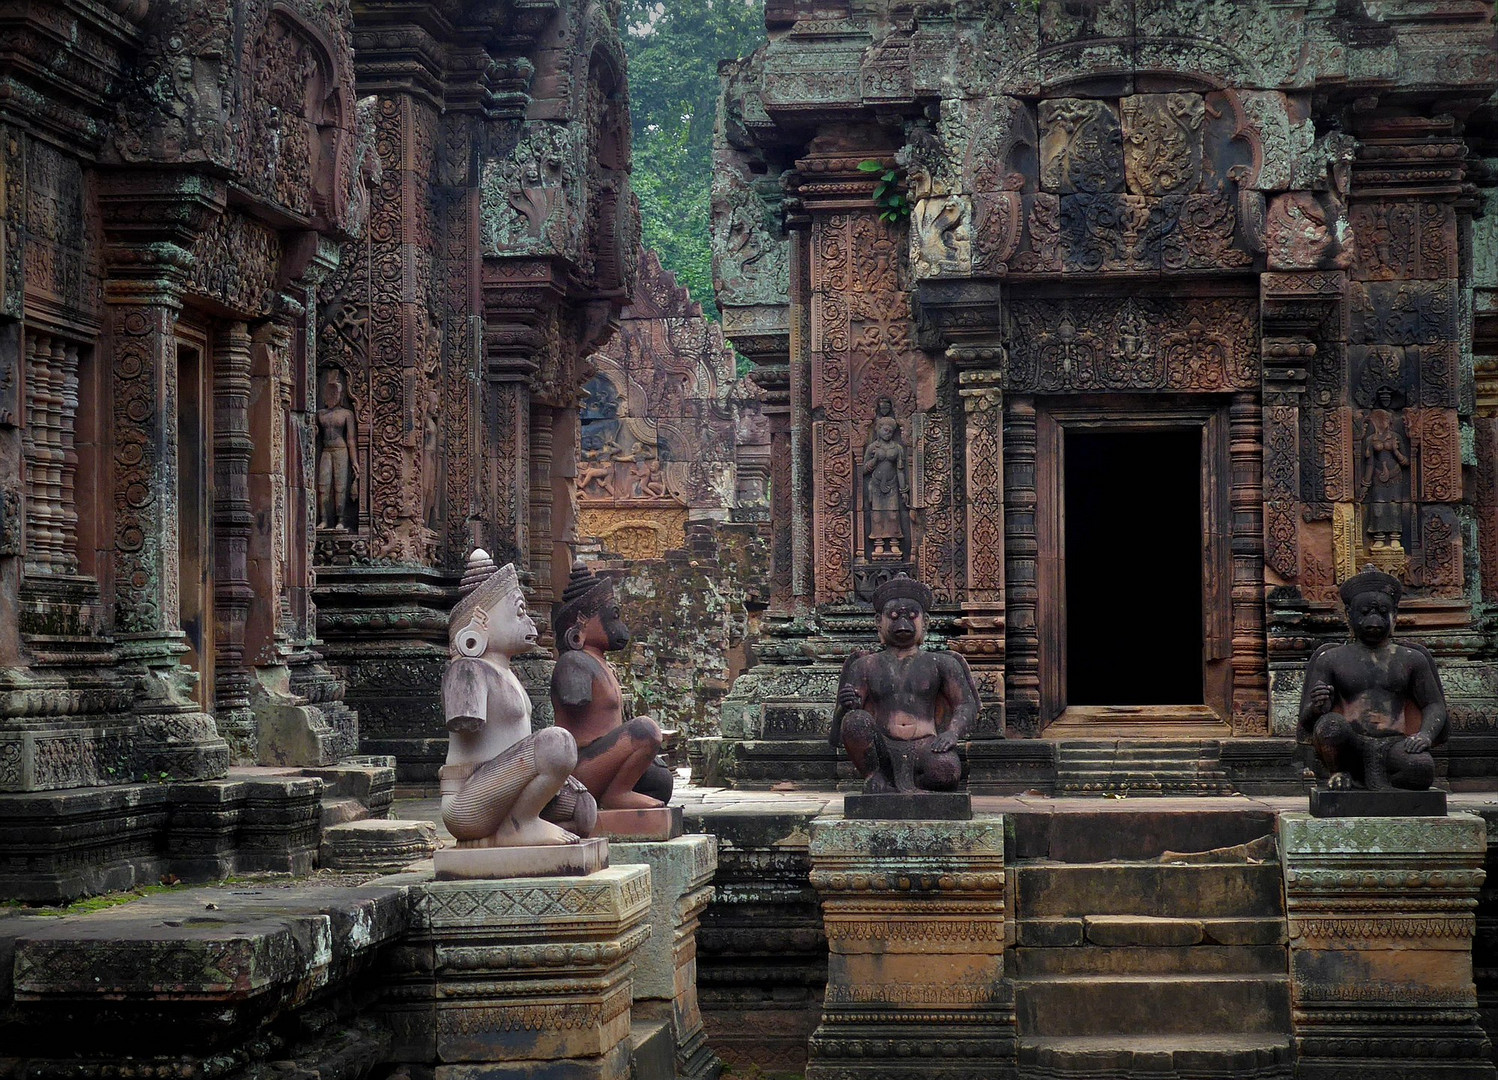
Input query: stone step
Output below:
<box><xmin>1018</xmin><ymin>1034</ymin><xmax>1293</xmax><ymax>1079</ymax></box>
<box><xmin>1015</xmin><ymin>862</ymin><xmax>1285</xmax><ymax>920</ymax></box>
<box><xmin>630</xmin><ymin>1019</ymin><xmax>676</xmax><ymax>1080</ymax></box>
<box><xmin>1009</xmin><ymin>807</ymin><xmax>1277</xmax><ymax>862</ymax></box>
<box><xmin>1015</xmin><ymin>974</ymin><xmax>1292</xmax><ymax>1036</ymax></box>
<box><xmin>320</xmin><ymin>796</ymin><xmax>368</xmax><ymax>828</ymax></box>
<box><xmin>1014</xmin><ymin>941</ymin><xmax>1288</xmax><ymax>977</ymax></box>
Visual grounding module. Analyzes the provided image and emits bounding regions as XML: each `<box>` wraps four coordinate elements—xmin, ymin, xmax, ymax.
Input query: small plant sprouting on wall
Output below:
<box><xmin>858</xmin><ymin>160</ymin><xmax>910</xmax><ymax>223</ymax></box>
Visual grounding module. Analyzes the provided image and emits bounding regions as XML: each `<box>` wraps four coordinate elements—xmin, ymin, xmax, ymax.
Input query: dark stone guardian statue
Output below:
<box><xmin>1299</xmin><ymin>568</ymin><xmax>1447</xmax><ymax>791</ymax></box>
<box><xmin>829</xmin><ymin>575</ymin><xmax>979</xmax><ymax>792</ymax></box>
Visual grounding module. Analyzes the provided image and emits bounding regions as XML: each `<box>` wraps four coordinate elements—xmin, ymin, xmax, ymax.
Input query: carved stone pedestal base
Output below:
<box><xmin>597</xmin><ymin>805</ymin><xmax>684</xmax><ymax>840</ymax></box>
<box><xmin>1310</xmin><ymin>787</ymin><xmax>1448</xmax><ymax>817</ymax></box>
<box><xmin>807</xmin><ymin>816</ymin><xmax>1015</xmax><ymax>1080</ymax></box>
<box><xmin>387</xmin><ymin>866</ymin><xmax>652</xmax><ymax>1080</ymax></box>
<box><xmin>1280</xmin><ymin>812</ymin><xmax>1496</xmax><ymax>1078</ymax></box>
<box><xmin>611</xmin><ymin>835</ymin><xmax>721</xmax><ymax>1080</ymax></box>
<box><xmin>433</xmin><ymin>837</ymin><xmax>609</xmax><ymax>880</ymax></box>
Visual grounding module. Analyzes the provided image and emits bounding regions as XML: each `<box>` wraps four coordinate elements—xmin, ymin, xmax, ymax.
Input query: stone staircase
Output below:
<box><xmin>1010</xmin><ymin>808</ymin><xmax>1292</xmax><ymax>1079</ymax></box>
<box><xmin>1054</xmin><ymin>739</ymin><xmax>1237</xmax><ymax>796</ymax></box>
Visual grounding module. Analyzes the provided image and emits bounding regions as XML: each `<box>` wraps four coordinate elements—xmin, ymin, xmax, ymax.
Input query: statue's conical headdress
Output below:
<box><xmin>450</xmin><ymin>548</ymin><xmax>521</xmax><ymax>643</ymax></box>
<box><xmin>1339</xmin><ymin>566</ymin><xmax>1402</xmax><ymax>609</ymax></box>
<box><xmin>552</xmin><ymin>558</ymin><xmax>615</xmax><ymax>645</ymax></box>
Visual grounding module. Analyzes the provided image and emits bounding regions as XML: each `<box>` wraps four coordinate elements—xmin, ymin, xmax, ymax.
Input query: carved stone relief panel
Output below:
<box><xmin>1039</xmin><ymin>99</ymin><xmax>1123</xmax><ymax>195</ymax></box>
<box><xmin>1005</xmin><ymin>296</ymin><xmax>1258</xmax><ymax>393</ymax></box>
<box><xmin>1350</xmin><ymin>201</ymin><xmax>1457</xmax><ymax>282</ymax></box>
<box><xmin>1121</xmin><ymin>93</ymin><xmax>1205</xmax><ymax>198</ymax></box>
<box><xmin>23</xmin><ymin>139</ymin><xmax>96</xmax><ymax>317</ymax></box>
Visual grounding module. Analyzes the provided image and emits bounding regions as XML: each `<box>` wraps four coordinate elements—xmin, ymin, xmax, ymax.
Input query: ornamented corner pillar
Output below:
<box><xmin>1280</xmin><ymin>812</ymin><xmax>1496</xmax><ymax>1079</ymax></box>
<box><xmin>611</xmin><ymin>835</ymin><xmax>722</xmax><ymax>1080</ymax></box>
<box><xmin>806</xmin><ymin>815</ymin><xmax>1016</xmax><ymax>1080</ymax></box>
<box><xmin>1002</xmin><ymin>395</ymin><xmax>1040</xmax><ymax>737</ymax></box>
<box><xmin>212</xmin><ymin>320</ymin><xmax>255</xmax><ymax>759</ymax></box>
<box><xmin>100</xmin><ymin>171</ymin><xmax>229</xmax><ymax>781</ymax></box>
<box><xmin>387</xmin><ymin>865</ymin><xmax>652</xmax><ymax>1080</ymax></box>
<box><xmin>956</xmin><ymin>362</ymin><xmax>1006</xmax><ymax>737</ymax></box>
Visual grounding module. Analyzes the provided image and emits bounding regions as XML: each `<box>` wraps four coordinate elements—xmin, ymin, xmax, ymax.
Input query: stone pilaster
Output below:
<box><xmin>386</xmin><ymin>865</ymin><xmax>652</xmax><ymax>1080</ymax></box>
<box><xmin>807</xmin><ymin>815</ymin><xmax>1015</xmax><ymax>1080</ymax></box>
<box><xmin>612</xmin><ymin>835</ymin><xmax>722</xmax><ymax>1080</ymax></box>
<box><xmin>100</xmin><ymin>171</ymin><xmax>229</xmax><ymax>781</ymax></box>
<box><xmin>1280</xmin><ymin>812</ymin><xmax>1496</xmax><ymax>1079</ymax></box>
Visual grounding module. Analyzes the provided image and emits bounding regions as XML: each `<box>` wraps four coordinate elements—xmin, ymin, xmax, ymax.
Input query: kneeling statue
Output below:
<box><xmin>829</xmin><ymin>575</ymin><xmax>979</xmax><ymax>792</ymax></box>
<box><xmin>551</xmin><ymin>560</ymin><xmax>674</xmax><ymax>809</ymax></box>
<box><xmin>440</xmin><ymin>550</ymin><xmax>596</xmax><ymax>846</ymax></box>
<box><xmin>1299</xmin><ymin>567</ymin><xmax>1447</xmax><ymax>790</ymax></box>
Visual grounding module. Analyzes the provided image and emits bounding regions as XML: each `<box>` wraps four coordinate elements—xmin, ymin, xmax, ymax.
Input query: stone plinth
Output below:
<box><xmin>1280</xmin><ymin>812</ymin><xmax>1496</xmax><ymax>1078</ymax></box>
<box><xmin>386</xmin><ymin>865</ymin><xmax>651</xmax><ymax>1080</ymax></box>
<box><xmin>611</xmin><ymin>835</ymin><xmax>722</xmax><ymax>1080</ymax></box>
<box><xmin>597</xmin><ymin>805</ymin><xmax>684</xmax><ymax>840</ymax></box>
<box><xmin>806</xmin><ymin>815</ymin><xmax>1015</xmax><ymax>1080</ymax></box>
<box><xmin>433</xmin><ymin>836</ymin><xmax>610</xmax><ymax>880</ymax></box>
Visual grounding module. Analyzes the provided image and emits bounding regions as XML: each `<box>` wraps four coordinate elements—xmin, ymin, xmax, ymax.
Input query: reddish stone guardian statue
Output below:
<box><xmin>551</xmin><ymin>560</ymin><xmax>675</xmax><ymax>809</ymax></box>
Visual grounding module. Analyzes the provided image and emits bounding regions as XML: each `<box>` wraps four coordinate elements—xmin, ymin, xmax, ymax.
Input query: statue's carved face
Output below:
<box><xmin>576</xmin><ymin>595</ymin><xmax>630</xmax><ymax>653</ymax></box>
<box><xmin>486</xmin><ymin>589</ymin><xmax>538</xmax><ymax>657</ymax></box>
<box><xmin>874</xmin><ymin>417</ymin><xmax>898</xmax><ymax>442</ymax></box>
<box><xmin>876</xmin><ymin>598</ymin><xmax>926</xmax><ymax>650</ymax></box>
<box><xmin>1348</xmin><ymin>591</ymin><xmax>1395</xmax><ymax>647</ymax></box>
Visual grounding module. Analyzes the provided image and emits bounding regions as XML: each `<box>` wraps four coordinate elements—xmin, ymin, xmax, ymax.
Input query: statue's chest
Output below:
<box><xmin>869</xmin><ymin>656</ymin><xmax>941</xmax><ymax>698</ymax></box>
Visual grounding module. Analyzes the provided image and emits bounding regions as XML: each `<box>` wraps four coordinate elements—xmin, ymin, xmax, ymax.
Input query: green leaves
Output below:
<box><xmin>623</xmin><ymin>0</ymin><xmax>767</xmax><ymax>319</ymax></box>
<box><xmin>859</xmin><ymin>159</ymin><xmax>910</xmax><ymax>224</ymax></box>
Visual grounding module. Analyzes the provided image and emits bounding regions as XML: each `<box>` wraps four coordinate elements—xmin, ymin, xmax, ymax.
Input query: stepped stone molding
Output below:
<box><xmin>1280</xmin><ymin>811</ymin><xmax>1497</xmax><ymax>1078</ymax></box>
<box><xmin>383</xmin><ymin>865</ymin><xmax>652</xmax><ymax>1080</ymax></box>
<box><xmin>612</xmin><ymin>834</ymin><xmax>723</xmax><ymax>1080</ymax></box>
<box><xmin>806</xmin><ymin>815</ymin><xmax>1015</xmax><ymax>1080</ymax></box>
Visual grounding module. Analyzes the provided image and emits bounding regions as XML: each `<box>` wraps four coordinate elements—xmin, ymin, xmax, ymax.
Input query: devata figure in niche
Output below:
<box><xmin>1360</xmin><ymin>386</ymin><xmax>1409</xmax><ymax>550</ymax></box>
<box><xmin>829</xmin><ymin>575</ymin><xmax>979</xmax><ymax>793</ymax></box>
<box><xmin>1299</xmin><ymin>568</ymin><xmax>1447</xmax><ymax>791</ymax></box>
<box><xmin>551</xmin><ymin>560</ymin><xmax>674</xmax><ymax>809</ymax></box>
<box><xmin>316</xmin><ymin>368</ymin><xmax>358</xmax><ymax>531</ymax></box>
<box><xmin>862</xmin><ymin>399</ymin><xmax>910</xmax><ymax>560</ymax></box>
<box><xmin>440</xmin><ymin>550</ymin><xmax>597</xmax><ymax>846</ymax></box>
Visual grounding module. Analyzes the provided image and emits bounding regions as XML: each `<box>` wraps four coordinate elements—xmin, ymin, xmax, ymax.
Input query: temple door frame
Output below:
<box><xmin>1034</xmin><ymin>397</ymin><xmax>1232</xmax><ymax>733</ymax></box>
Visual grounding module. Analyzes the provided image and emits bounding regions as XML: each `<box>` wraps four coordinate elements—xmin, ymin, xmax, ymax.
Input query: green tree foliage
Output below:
<box><xmin>622</xmin><ymin>0</ymin><xmax>766</xmax><ymax>318</ymax></box>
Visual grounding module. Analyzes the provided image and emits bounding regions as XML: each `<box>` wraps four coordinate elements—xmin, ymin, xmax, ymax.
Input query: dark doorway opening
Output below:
<box><xmin>1065</xmin><ymin>428</ymin><xmax>1203</xmax><ymax>706</ymax></box>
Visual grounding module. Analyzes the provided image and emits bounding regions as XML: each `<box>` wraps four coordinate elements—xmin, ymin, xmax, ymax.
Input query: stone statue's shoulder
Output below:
<box><xmin>840</xmin><ymin>646</ymin><xmax>878</xmax><ymax>678</ymax></box>
<box><xmin>552</xmin><ymin>649</ymin><xmax>601</xmax><ymax>706</ymax></box>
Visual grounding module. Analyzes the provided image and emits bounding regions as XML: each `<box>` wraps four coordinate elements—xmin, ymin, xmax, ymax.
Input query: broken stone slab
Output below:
<box><xmin>319</xmin><ymin>818</ymin><xmax>439</xmax><ymax>873</ymax></box>
<box><xmin>842</xmin><ymin>790</ymin><xmax>973</xmax><ymax>820</ymax></box>
<box><xmin>433</xmin><ymin>836</ymin><xmax>609</xmax><ymax>880</ymax></box>
<box><xmin>595</xmin><ymin>805</ymin><xmax>684</xmax><ymax>841</ymax></box>
<box><xmin>7</xmin><ymin>884</ymin><xmax>411</xmax><ymax>1055</ymax></box>
<box><xmin>1309</xmin><ymin>787</ymin><xmax>1448</xmax><ymax>817</ymax></box>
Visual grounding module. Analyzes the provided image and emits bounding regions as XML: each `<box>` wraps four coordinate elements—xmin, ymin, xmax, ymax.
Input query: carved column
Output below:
<box><xmin>99</xmin><ymin>172</ymin><xmax>229</xmax><ymax>781</ymax></box>
<box><xmin>956</xmin><ymin>362</ymin><xmax>1006</xmax><ymax>736</ymax></box>
<box><xmin>212</xmin><ymin>321</ymin><xmax>254</xmax><ymax>757</ymax></box>
<box><xmin>528</xmin><ymin>401</ymin><xmax>557</xmax><ymax>626</ymax></box>
<box><xmin>1003</xmin><ymin>395</ymin><xmax>1039</xmax><ymax>737</ymax></box>
<box><xmin>1229</xmin><ymin>392</ymin><xmax>1269</xmax><ymax>735</ymax></box>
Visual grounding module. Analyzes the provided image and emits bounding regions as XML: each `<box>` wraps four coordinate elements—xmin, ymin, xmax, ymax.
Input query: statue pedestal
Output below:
<box><xmin>387</xmin><ymin>865</ymin><xmax>651</xmax><ymax>1080</ymax></box>
<box><xmin>806</xmin><ymin>815</ymin><xmax>1015</xmax><ymax>1080</ymax></box>
<box><xmin>1280</xmin><ymin>812</ymin><xmax>1496</xmax><ymax>1078</ymax></box>
<box><xmin>596</xmin><ymin>805</ymin><xmax>684</xmax><ymax>840</ymax></box>
<box><xmin>433</xmin><ymin>836</ymin><xmax>609</xmax><ymax>879</ymax></box>
<box><xmin>611</xmin><ymin>835</ymin><xmax>721</xmax><ymax>1080</ymax></box>
<box><xmin>1309</xmin><ymin>787</ymin><xmax>1447</xmax><ymax>817</ymax></box>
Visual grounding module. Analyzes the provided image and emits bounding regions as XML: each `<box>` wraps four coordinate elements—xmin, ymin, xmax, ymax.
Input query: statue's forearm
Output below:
<box><xmin>1420</xmin><ymin>703</ymin><xmax>1447</xmax><ymax>742</ymax></box>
